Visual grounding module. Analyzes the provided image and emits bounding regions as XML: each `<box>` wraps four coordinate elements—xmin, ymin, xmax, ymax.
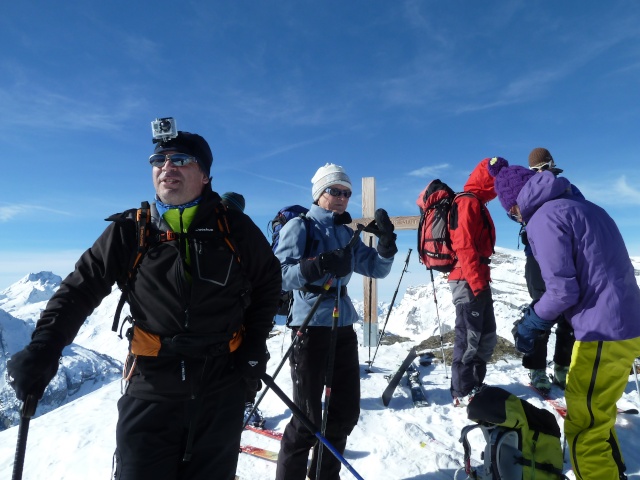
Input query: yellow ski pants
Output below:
<box><xmin>565</xmin><ymin>336</ymin><xmax>640</xmax><ymax>480</ymax></box>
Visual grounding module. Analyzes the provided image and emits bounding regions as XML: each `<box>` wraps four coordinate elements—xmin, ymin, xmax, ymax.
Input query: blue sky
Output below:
<box><xmin>1</xmin><ymin>1</ymin><xmax>639</xmax><ymax>301</ymax></box>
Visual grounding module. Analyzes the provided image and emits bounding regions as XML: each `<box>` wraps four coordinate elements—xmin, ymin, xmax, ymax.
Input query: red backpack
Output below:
<box><xmin>416</xmin><ymin>179</ymin><xmax>457</xmax><ymax>272</ymax></box>
<box><xmin>416</xmin><ymin>180</ymin><xmax>492</xmax><ymax>273</ymax></box>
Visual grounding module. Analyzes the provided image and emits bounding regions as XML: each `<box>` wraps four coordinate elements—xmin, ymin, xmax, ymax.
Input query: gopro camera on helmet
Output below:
<box><xmin>151</xmin><ymin>117</ymin><xmax>178</xmax><ymax>144</ymax></box>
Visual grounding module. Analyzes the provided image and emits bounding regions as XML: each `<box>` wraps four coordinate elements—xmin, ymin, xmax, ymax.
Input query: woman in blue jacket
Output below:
<box><xmin>489</xmin><ymin>157</ymin><xmax>640</xmax><ymax>480</ymax></box>
<box><xmin>274</xmin><ymin>163</ymin><xmax>396</xmax><ymax>480</ymax></box>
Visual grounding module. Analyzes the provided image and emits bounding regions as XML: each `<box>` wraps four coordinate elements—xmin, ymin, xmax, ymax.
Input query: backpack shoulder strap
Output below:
<box><xmin>300</xmin><ymin>214</ymin><xmax>315</xmax><ymax>258</ymax></box>
<box><xmin>112</xmin><ymin>201</ymin><xmax>151</xmax><ymax>333</ymax></box>
<box><xmin>215</xmin><ymin>203</ymin><xmax>243</xmax><ymax>265</ymax></box>
<box><xmin>459</xmin><ymin>424</ymin><xmax>483</xmax><ymax>478</ymax></box>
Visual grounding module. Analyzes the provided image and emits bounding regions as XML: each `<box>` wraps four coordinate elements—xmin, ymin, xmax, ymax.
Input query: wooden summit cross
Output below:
<box><xmin>348</xmin><ymin>177</ymin><xmax>420</xmax><ymax>347</ymax></box>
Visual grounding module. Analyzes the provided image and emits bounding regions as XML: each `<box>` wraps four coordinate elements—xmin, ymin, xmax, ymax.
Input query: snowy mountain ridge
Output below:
<box><xmin>0</xmin><ymin>248</ymin><xmax>639</xmax><ymax>479</ymax></box>
<box><xmin>0</xmin><ymin>272</ymin><xmax>125</xmax><ymax>430</ymax></box>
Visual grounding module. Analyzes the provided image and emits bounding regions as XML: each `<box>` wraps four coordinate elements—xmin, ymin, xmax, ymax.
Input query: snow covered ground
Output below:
<box><xmin>1</xmin><ymin>248</ymin><xmax>640</xmax><ymax>479</ymax></box>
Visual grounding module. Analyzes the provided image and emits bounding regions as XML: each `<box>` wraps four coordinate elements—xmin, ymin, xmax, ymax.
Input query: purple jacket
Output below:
<box><xmin>518</xmin><ymin>171</ymin><xmax>640</xmax><ymax>342</ymax></box>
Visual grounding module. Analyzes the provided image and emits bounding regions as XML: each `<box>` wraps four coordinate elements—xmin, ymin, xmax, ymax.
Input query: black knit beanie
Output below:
<box><xmin>154</xmin><ymin>131</ymin><xmax>213</xmax><ymax>177</ymax></box>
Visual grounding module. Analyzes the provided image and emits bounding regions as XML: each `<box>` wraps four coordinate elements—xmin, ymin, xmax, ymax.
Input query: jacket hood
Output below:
<box><xmin>517</xmin><ymin>171</ymin><xmax>572</xmax><ymax>223</ymax></box>
<box><xmin>463</xmin><ymin>158</ymin><xmax>497</xmax><ymax>204</ymax></box>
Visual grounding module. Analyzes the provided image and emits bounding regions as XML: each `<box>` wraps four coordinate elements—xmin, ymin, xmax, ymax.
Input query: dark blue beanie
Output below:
<box><xmin>221</xmin><ymin>192</ymin><xmax>246</xmax><ymax>212</ymax></box>
<box><xmin>154</xmin><ymin>131</ymin><xmax>213</xmax><ymax>177</ymax></box>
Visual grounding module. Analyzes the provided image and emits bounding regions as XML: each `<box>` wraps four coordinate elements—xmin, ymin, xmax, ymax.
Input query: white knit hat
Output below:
<box><xmin>311</xmin><ymin>163</ymin><xmax>352</xmax><ymax>201</ymax></box>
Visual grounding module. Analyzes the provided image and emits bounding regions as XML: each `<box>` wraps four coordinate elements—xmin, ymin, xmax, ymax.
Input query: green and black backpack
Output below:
<box><xmin>458</xmin><ymin>386</ymin><xmax>567</xmax><ymax>480</ymax></box>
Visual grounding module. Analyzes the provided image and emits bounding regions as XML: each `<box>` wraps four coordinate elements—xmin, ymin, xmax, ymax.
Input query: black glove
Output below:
<box><xmin>235</xmin><ymin>334</ymin><xmax>270</xmax><ymax>392</ymax></box>
<box><xmin>374</xmin><ymin>208</ymin><xmax>397</xmax><ymax>258</ymax></box>
<box><xmin>519</xmin><ymin>226</ymin><xmax>529</xmax><ymax>246</ymax></box>
<box><xmin>320</xmin><ymin>248</ymin><xmax>352</xmax><ymax>277</ymax></box>
<box><xmin>7</xmin><ymin>342</ymin><xmax>62</xmax><ymax>401</ymax></box>
<box><xmin>300</xmin><ymin>248</ymin><xmax>353</xmax><ymax>281</ymax></box>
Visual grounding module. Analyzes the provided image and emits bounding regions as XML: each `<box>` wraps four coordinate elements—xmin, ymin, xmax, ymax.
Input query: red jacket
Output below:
<box><xmin>448</xmin><ymin>158</ymin><xmax>497</xmax><ymax>295</ymax></box>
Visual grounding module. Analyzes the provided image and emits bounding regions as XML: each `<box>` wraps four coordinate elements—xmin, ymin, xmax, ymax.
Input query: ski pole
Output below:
<box><xmin>243</xmin><ymin>224</ymin><xmax>365</xmax><ymax>429</ymax></box>
<box><xmin>366</xmin><ymin>248</ymin><xmax>412</xmax><ymax>372</ymax></box>
<box><xmin>429</xmin><ymin>268</ymin><xmax>449</xmax><ymax>379</ymax></box>
<box><xmin>261</xmin><ymin>373</ymin><xmax>365</xmax><ymax>480</ymax></box>
<box><xmin>314</xmin><ymin>278</ymin><xmax>342</xmax><ymax>480</ymax></box>
<box><xmin>634</xmin><ymin>358</ymin><xmax>640</xmax><ymax>404</ymax></box>
<box><xmin>243</xmin><ymin>275</ymin><xmax>334</xmax><ymax>428</ymax></box>
<box><xmin>12</xmin><ymin>394</ymin><xmax>37</xmax><ymax>480</ymax></box>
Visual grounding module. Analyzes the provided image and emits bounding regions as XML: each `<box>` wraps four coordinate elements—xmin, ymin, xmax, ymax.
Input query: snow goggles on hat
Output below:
<box><xmin>149</xmin><ymin>153</ymin><xmax>199</xmax><ymax>168</ymax></box>
<box><xmin>324</xmin><ymin>187</ymin><xmax>352</xmax><ymax>198</ymax></box>
<box><xmin>529</xmin><ymin>160</ymin><xmax>554</xmax><ymax>172</ymax></box>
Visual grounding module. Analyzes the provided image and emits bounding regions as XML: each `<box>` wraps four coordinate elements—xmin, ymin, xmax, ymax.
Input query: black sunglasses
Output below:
<box><xmin>149</xmin><ymin>153</ymin><xmax>198</xmax><ymax>168</ymax></box>
<box><xmin>324</xmin><ymin>187</ymin><xmax>352</xmax><ymax>198</ymax></box>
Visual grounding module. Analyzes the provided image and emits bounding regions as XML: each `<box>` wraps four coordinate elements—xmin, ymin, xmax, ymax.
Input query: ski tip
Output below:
<box><xmin>619</xmin><ymin>408</ymin><xmax>639</xmax><ymax>415</ymax></box>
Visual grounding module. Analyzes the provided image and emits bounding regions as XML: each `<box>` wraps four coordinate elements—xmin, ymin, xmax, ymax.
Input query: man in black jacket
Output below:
<box><xmin>6</xmin><ymin>127</ymin><xmax>281</xmax><ymax>480</ymax></box>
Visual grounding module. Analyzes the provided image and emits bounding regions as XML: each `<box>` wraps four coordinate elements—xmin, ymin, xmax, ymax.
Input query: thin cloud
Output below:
<box><xmin>218</xmin><ymin>132</ymin><xmax>343</xmax><ymax>171</ymax></box>
<box><xmin>577</xmin><ymin>175</ymin><xmax>640</xmax><ymax>207</ymax></box>
<box><xmin>0</xmin><ymin>67</ymin><xmax>140</xmax><ymax>133</ymax></box>
<box><xmin>408</xmin><ymin>163</ymin><xmax>450</xmax><ymax>178</ymax></box>
<box><xmin>0</xmin><ymin>204</ymin><xmax>74</xmax><ymax>222</ymax></box>
<box><xmin>614</xmin><ymin>176</ymin><xmax>640</xmax><ymax>205</ymax></box>
<box><xmin>250</xmin><ymin>133</ymin><xmax>340</xmax><ymax>161</ymax></box>
<box><xmin>237</xmin><ymin>170</ymin><xmax>309</xmax><ymax>191</ymax></box>
<box><xmin>454</xmin><ymin>20</ymin><xmax>640</xmax><ymax>114</ymax></box>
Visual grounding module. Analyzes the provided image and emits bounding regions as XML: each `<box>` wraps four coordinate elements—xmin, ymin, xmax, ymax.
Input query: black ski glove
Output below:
<box><xmin>374</xmin><ymin>208</ymin><xmax>397</xmax><ymax>258</ymax></box>
<box><xmin>519</xmin><ymin>226</ymin><xmax>529</xmax><ymax>246</ymax></box>
<box><xmin>7</xmin><ymin>341</ymin><xmax>63</xmax><ymax>401</ymax></box>
<box><xmin>300</xmin><ymin>247</ymin><xmax>353</xmax><ymax>281</ymax></box>
<box><xmin>235</xmin><ymin>334</ymin><xmax>270</xmax><ymax>392</ymax></box>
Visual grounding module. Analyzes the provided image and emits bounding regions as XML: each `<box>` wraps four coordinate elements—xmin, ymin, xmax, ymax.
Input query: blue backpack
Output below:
<box><xmin>269</xmin><ymin>205</ymin><xmax>313</xmax><ymax>317</ymax></box>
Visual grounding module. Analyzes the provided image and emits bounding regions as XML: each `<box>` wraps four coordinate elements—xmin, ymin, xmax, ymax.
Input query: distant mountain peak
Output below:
<box><xmin>23</xmin><ymin>271</ymin><xmax>62</xmax><ymax>286</ymax></box>
<box><xmin>0</xmin><ymin>271</ymin><xmax>61</xmax><ymax>309</ymax></box>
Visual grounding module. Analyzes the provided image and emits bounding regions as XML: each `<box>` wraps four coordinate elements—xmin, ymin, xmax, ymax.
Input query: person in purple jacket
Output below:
<box><xmin>488</xmin><ymin>157</ymin><xmax>640</xmax><ymax>480</ymax></box>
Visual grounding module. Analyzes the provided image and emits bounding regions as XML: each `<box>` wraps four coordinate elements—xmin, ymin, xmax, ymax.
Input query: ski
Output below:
<box><xmin>404</xmin><ymin>422</ymin><xmax>468</xmax><ymax>472</ymax></box>
<box><xmin>528</xmin><ymin>384</ymin><xmax>568</xmax><ymax>417</ymax></box>
<box><xmin>406</xmin><ymin>363</ymin><xmax>429</xmax><ymax>407</ymax></box>
<box><xmin>528</xmin><ymin>384</ymin><xmax>638</xmax><ymax>417</ymax></box>
<box><xmin>239</xmin><ymin>444</ymin><xmax>279</xmax><ymax>462</ymax></box>
<box><xmin>244</xmin><ymin>424</ymin><xmax>284</xmax><ymax>441</ymax></box>
<box><xmin>619</xmin><ymin>407</ymin><xmax>640</xmax><ymax>415</ymax></box>
<box><xmin>382</xmin><ymin>346</ymin><xmax>418</xmax><ymax>407</ymax></box>
<box><xmin>268</xmin><ymin>329</ymin><xmax>282</xmax><ymax>338</ymax></box>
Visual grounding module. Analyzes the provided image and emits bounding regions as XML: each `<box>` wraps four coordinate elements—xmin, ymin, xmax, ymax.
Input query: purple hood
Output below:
<box><xmin>519</xmin><ymin>172</ymin><xmax>640</xmax><ymax>341</ymax></box>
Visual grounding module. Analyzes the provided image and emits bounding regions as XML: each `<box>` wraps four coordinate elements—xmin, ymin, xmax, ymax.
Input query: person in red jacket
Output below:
<box><xmin>448</xmin><ymin>158</ymin><xmax>498</xmax><ymax>406</ymax></box>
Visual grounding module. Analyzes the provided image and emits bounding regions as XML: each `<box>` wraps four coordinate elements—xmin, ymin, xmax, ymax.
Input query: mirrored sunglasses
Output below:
<box><xmin>149</xmin><ymin>153</ymin><xmax>198</xmax><ymax>168</ymax></box>
<box><xmin>530</xmin><ymin>161</ymin><xmax>552</xmax><ymax>172</ymax></box>
<box><xmin>324</xmin><ymin>187</ymin><xmax>352</xmax><ymax>198</ymax></box>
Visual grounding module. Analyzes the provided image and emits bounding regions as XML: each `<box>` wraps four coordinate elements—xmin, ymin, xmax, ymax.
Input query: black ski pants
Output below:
<box><xmin>522</xmin><ymin>254</ymin><xmax>575</xmax><ymax>370</ymax></box>
<box><xmin>112</xmin><ymin>378</ymin><xmax>245</xmax><ymax>480</ymax></box>
<box><xmin>275</xmin><ymin>326</ymin><xmax>360</xmax><ymax>480</ymax></box>
<box><xmin>450</xmin><ymin>286</ymin><xmax>497</xmax><ymax>398</ymax></box>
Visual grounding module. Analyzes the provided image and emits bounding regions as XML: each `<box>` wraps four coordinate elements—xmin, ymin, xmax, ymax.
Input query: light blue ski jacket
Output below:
<box><xmin>275</xmin><ymin>204</ymin><xmax>393</xmax><ymax>327</ymax></box>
